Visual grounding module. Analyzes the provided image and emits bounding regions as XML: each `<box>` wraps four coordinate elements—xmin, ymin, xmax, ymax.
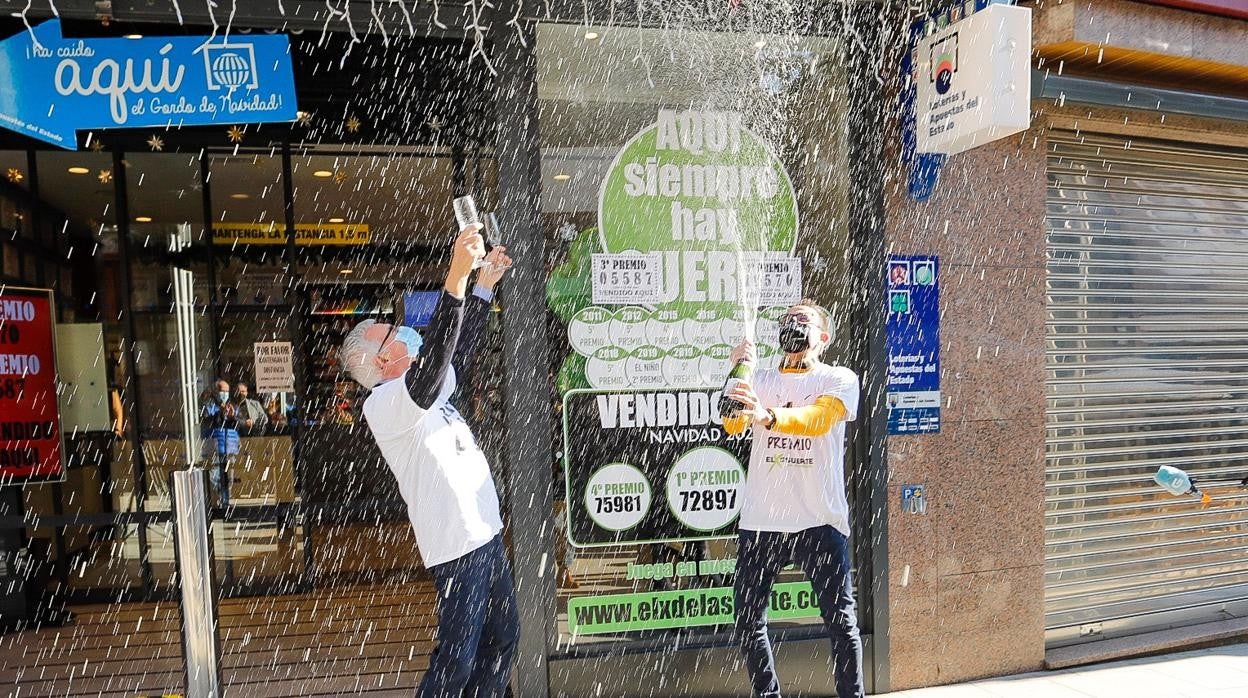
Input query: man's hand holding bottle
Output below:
<box><xmin>731</xmin><ymin>339</ymin><xmax>757</xmax><ymax>366</ymax></box>
<box><xmin>722</xmin><ymin>339</ymin><xmax>772</xmax><ymax>428</ymax></box>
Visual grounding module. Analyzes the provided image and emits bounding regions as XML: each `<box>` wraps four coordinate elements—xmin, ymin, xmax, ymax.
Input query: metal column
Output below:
<box><xmin>171</xmin><ymin>469</ymin><xmax>223</xmax><ymax>697</ymax></box>
<box><xmin>492</xmin><ymin>6</ymin><xmax>555</xmax><ymax>696</ymax></box>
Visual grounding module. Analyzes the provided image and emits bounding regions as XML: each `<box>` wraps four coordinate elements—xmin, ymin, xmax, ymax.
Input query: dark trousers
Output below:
<box><xmin>418</xmin><ymin>536</ymin><xmax>518</xmax><ymax>698</ymax></box>
<box><xmin>208</xmin><ymin>452</ymin><xmax>234</xmax><ymax>506</ymax></box>
<box><xmin>734</xmin><ymin>525</ymin><xmax>865</xmax><ymax>698</ymax></box>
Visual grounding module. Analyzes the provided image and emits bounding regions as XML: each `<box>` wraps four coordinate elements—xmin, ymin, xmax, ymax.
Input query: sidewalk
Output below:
<box><xmin>886</xmin><ymin>642</ymin><xmax>1248</xmax><ymax>698</ymax></box>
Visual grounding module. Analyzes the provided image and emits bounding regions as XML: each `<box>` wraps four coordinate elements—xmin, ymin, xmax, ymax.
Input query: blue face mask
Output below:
<box><xmin>392</xmin><ymin>325</ymin><xmax>424</xmax><ymax>358</ymax></box>
<box><xmin>217</xmin><ymin>391</ymin><xmax>230</xmax><ymax>403</ymax></box>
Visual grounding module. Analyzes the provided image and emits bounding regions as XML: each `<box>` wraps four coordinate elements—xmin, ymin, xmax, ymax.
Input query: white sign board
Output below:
<box><xmin>742</xmin><ymin>255</ymin><xmax>803</xmax><ymax>306</ymax></box>
<box><xmin>591</xmin><ymin>253</ymin><xmax>664</xmax><ymax>305</ymax></box>
<box><xmin>55</xmin><ymin>323</ymin><xmax>111</xmax><ymax>433</ymax></box>
<box><xmin>915</xmin><ymin>4</ymin><xmax>1031</xmax><ymax>156</ymax></box>
<box><xmin>253</xmin><ymin>342</ymin><xmax>295</xmax><ymax>393</ymax></box>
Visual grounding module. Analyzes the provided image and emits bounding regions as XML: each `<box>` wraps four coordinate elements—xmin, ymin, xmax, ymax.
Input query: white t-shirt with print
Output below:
<box><xmin>363</xmin><ymin>369</ymin><xmax>503</xmax><ymax>568</ymax></box>
<box><xmin>738</xmin><ymin>363</ymin><xmax>860</xmax><ymax>536</ymax></box>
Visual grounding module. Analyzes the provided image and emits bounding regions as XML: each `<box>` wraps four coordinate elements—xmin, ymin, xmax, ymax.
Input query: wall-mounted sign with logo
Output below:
<box><xmin>886</xmin><ymin>255</ymin><xmax>941</xmax><ymax>435</ymax></box>
<box><xmin>914</xmin><ymin>4</ymin><xmax>1031</xmax><ymax>156</ymax></box>
<box><xmin>0</xmin><ymin>20</ymin><xmax>297</xmax><ymax>148</ymax></box>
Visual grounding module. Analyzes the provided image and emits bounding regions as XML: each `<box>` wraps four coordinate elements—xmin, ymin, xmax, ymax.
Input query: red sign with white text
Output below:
<box><xmin>0</xmin><ymin>288</ymin><xmax>64</xmax><ymax>484</ymax></box>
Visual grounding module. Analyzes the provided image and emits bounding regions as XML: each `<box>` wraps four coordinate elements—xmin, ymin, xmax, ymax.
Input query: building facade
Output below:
<box><xmin>884</xmin><ymin>0</ymin><xmax>1248</xmax><ymax>690</ymax></box>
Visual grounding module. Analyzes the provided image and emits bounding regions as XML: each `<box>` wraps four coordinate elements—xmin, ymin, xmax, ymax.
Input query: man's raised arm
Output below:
<box><xmin>452</xmin><ymin>246</ymin><xmax>513</xmax><ymax>384</ymax></box>
<box><xmin>403</xmin><ymin>229</ymin><xmax>483</xmax><ymax>409</ymax></box>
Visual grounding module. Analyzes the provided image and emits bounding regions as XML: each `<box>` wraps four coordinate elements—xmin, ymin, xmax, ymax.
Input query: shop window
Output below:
<box><xmin>0</xmin><ymin>151</ymin><xmax>32</xmax><ymax>283</ymax></box>
<box><xmin>537</xmin><ymin>24</ymin><xmax>853</xmax><ymax>647</ymax></box>
<box><xmin>285</xmin><ymin>145</ymin><xmax>508</xmax><ymax>583</ymax></box>
<box><xmin>10</xmin><ymin>149</ymin><xmax>137</xmax><ymax>594</ymax></box>
<box><xmin>122</xmin><ymin>152</ymin><xmax>211</xmax><ymax>512</ymax></box>
<box><xmin>188</xmin><ymin>151</ymin><xmax>306</xmax><ymax>590</ymax></box>
<box><xmin>204</xmin><ymin>152</ymin><xmax>298</xmax><ymax>514</ymax></box>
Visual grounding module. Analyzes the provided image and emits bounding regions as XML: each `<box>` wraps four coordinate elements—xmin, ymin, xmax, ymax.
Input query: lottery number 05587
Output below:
<box><xmin>597</xmin><ymin>270</ymin><xmax>654</xmax><ymax>287</ymax></box>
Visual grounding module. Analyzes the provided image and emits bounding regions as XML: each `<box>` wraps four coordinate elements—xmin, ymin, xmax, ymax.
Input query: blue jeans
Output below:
<box><xmin>418</xmin><ymin>536</ymin><xmax>518</xmax><ymax>698</ymax></box>
<box><xmin>734</xmin><ymin>525</ymin><xmax>865</xmax><ymax>698</ymax></box>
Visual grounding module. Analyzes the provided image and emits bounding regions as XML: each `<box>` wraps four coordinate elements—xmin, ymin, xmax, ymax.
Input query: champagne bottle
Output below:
<box><xmin>718</xmin><ymin>360</ymin><xmax>754</xmax><ymax>419</ymax></box>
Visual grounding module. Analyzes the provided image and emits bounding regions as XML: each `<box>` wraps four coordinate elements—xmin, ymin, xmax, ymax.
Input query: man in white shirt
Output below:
<box><xmin>339</xmin><ymin>228</ymin><xmax>515</xmax><ymax>697</ymax></box>
<box><xmin>721</xmin><ymin>299</ymin><xmax>865</xmax><ymax>698</ymax></box>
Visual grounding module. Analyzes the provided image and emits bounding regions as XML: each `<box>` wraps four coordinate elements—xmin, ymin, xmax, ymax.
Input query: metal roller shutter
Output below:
<box><xmin>1045</xmin><ymin>130</ymin><xmax>1248</xmax><ymax>647</ymax></box>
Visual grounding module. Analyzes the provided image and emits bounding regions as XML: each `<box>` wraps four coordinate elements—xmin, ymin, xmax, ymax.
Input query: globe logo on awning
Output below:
<box><xmin>211</xmin><ymin>52</ymin><xmax>252</xmax><ymax>89</ymax></box>
<box><xmin>203</xmin><ymin>44</ymin><xmax>260</xmax><ymax>91</ymax></box>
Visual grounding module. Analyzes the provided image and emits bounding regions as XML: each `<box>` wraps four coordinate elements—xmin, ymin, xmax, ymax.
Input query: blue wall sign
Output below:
<box><xmin>901</xmin><ymin>484</ymin><xmax>928</xmax><ymax>514</ymax></box>
<box><xmin>0</xmin><ymin>20</ymin><xmax>297</xmax><ymax>149</ymax></box>
<box><xmin>886</xmin><ymin>255</ymin><xmax>941</xmax><ymax>435</ymax></box>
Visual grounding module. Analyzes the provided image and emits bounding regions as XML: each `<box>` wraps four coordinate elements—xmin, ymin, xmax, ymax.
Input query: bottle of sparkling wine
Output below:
<box><xmin>718</xmin><ymin>360</ymin><xmax>754</xmax><ymax>419</ymax></box>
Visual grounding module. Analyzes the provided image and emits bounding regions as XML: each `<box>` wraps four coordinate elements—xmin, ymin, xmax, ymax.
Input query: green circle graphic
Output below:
<box><xmin>598</xmin><ymin>116</ymin><xmax>798</xmax><ymax>257</ymax></box>
<box><xmin>585</xmin><ymin>462</ymin><xmax>653</xmax><ymax>532</ymax></box>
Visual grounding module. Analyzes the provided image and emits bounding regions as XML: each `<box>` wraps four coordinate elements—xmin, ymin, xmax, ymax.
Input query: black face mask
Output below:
<box><xmin>778</xmin><ymin>321</ymin><xmax>814</xmax><ymax>353</ymax></box>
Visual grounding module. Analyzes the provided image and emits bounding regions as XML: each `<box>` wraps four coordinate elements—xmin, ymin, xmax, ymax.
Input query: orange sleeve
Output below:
<box><xmin>721</xmin><ymin>413</ymin><xmax>750</xmax><ymax>435</ymax></box>
<box><xmin>770</xmin><ymin>396</ymin><xmax>847</xmax><ymax>437</ymax></box>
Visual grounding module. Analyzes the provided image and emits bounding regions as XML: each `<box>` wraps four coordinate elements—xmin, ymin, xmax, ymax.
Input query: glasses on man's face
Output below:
<box><xmin>780</xmin><ymin>312</ymin><xmax>818</xmax><ymax>327</ymax></box>
<box><xmin>378</xmin><ymin>323</ymin><xmax>398</xmax><ymax>353</ymax></box>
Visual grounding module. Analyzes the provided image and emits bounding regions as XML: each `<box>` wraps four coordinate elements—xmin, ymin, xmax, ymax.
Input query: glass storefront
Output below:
<box><xmin>536</xmin><ymin>19</ymin><xmax>872</xmax><ymax>675</ymax></box>
<box><xmin>5</xmin><ymin>146</ymin><xmax>133</xmax><ymax>594</ymax></box>
<box><xmin>1</xmin><ymin>137</ymin><xmax>498</xmax><ymax>596</ymax></box>
<box><xmin>1</xmin><ymin>6</ymin><xmax>882</xmax><ymax>694</ymax></box>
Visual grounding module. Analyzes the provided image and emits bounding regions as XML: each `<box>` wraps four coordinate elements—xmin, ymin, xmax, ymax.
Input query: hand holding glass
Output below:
<box><xmin>452</xmin><ymin>195</ymin><xmax>501</xmax><ymax>271</ymax></box>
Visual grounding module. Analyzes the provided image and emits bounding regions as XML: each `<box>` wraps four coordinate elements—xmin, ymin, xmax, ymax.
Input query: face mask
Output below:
<box><xmin>393</xmin><ymin>326</ymin><xmax>424</xmax><ymax>358</ymax></box>
<box><xmin>217</xmin><ymin>391</ymin><xmax>231</xmax><ymax>403</ymax></box>
<box><xmin>778</xmin><ymin>321</ymin><xmax>814</xmax><ymax>353</ymax></box>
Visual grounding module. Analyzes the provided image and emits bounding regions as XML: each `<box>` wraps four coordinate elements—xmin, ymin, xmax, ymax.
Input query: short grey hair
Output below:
<box><xmin>340</xmin><ymin>319</ymin><xmax>383</xmax><ymax>390</ymax></box>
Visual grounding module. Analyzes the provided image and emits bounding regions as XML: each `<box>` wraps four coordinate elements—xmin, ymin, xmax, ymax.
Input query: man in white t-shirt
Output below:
<box><xmin>339</xmin><ymin>228</ymin><xmax>515</xmax><ymax>697</ymax></box>
<box><xmin>721</xmin><ymin>299</ymin><xmax>865</xmax><ymax>698</ymax></box>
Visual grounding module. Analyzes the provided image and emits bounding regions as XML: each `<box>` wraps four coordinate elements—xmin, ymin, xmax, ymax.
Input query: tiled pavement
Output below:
<box><xmin>885</xmin><ymin>643</ymin><xmax>1248</xmax><ymax>698</ymax></box>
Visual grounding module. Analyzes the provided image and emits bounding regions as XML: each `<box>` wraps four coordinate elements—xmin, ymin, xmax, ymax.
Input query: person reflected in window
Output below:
<box><xmin>263</xmin><ymin>393</ymin><xmax>291</xmax><ymax>435</ymax></box>
<box><xmin>200</xmin><ymin>378</ymin><xmax>239</xmax><ymax>505</ymax></box>
<box><xmin>234</xmin><ymin>381</ymin><xmax>269</xmax><ymax>436</ymax></box>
